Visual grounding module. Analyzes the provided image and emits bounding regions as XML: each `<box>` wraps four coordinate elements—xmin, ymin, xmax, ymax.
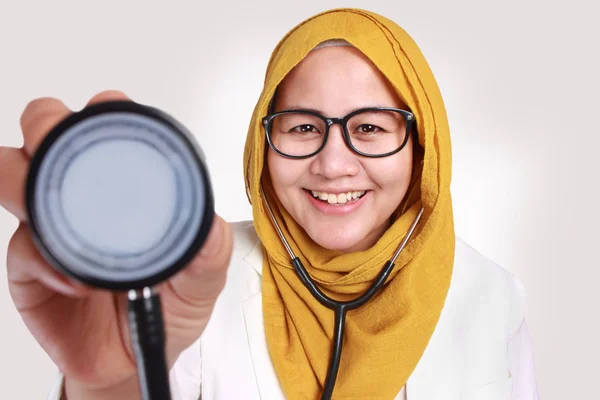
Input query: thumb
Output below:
<box><xmin>163</xmin><ymin>214</ymin><xmax>233</xmax><ymax>307</ymax></box>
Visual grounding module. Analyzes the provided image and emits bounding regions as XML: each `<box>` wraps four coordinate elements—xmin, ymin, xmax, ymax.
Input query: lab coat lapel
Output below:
<box><xmin>404</xmin><ymin>269</ymin><xmax>462</xmax><ymax>400</ymax></box>
<box><xmin>241</xmin><ymin>242</ymin><xmax>286</xmax><ymax>400</ymax></box>
<box><xmin>241</xmin><ymin>292</ymin><xmax>285</xmax><ymax>400</ymax></box>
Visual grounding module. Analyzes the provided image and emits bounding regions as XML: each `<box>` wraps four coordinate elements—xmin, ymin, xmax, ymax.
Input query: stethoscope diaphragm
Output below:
<box><xmin>26</xmin><ymin>100</ymin><xmax>214</xmax><ymax>290</ymax></box>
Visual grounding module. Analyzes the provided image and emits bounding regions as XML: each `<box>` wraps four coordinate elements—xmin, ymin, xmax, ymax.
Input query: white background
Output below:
<box><xmin>0</xmin><ymin>0</ymin><xmax>598</xmax><ymax>398</ymax></box>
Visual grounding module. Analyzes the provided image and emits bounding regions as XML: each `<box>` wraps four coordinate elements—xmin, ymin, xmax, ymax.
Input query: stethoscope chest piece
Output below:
<box><xmin>26</xmin><ymin>100</ymin><xmax>214</xmax><ymax>290</ymax></box>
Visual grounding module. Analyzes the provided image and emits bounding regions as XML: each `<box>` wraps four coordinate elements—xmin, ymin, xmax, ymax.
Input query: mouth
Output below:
<box><xmin>305</xmin><ymin>189</ymin><xmax>368</xmax><ymax>205</ymax></box>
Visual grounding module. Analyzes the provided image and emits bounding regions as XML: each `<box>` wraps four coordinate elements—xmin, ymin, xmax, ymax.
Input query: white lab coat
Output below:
<box><xmin>48</xmin><ymin>221</ymin><xmax>540</xmax><ymax>399</ymax></box>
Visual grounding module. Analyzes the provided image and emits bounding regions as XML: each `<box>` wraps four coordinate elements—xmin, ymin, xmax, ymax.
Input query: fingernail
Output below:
<box><xmin>200</xmin><ymin>217</ymin><xmax>222</xmax><ymax>257</ymax></box>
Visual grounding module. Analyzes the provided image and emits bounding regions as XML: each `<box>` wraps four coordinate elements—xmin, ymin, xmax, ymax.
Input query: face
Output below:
<box><xmin>267</xmin><ymin>46</ymin><xmax>414</xmax><ymax>253</ymax></box>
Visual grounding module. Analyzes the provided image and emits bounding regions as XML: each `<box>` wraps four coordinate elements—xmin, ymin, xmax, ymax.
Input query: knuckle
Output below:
<box><xmin>0</xmin><ymin>148</ymin><xmax>29</xmax><ymax>222</ymax></box>
<box><xmin>189</xmin><ymin>255</ymin><xmax>225</xmax><ymax>278</ymax></box>
<box><xmin>20</xmin><ymin>97</ymin><xmax>66</xmax><ymax>132</ymax></box>
<box><xmin>87</xmin><ymin>90</ymin><xmax>130</xmax><ymax>105</ymax></box>
<box><xmin>204</xmin><ymin>222</ymin><xmax>234</xmax><ymax>271</ymax></box>
<box><xmin>188</xmin><ymin>247</ymin><xmax>231</xmax><ymax>281</ymax></box>
<box><xmin>21</xmin><ymin>111</ymin><xmax>66</xmax><ymax>155</ymax></box>
<box><xmin>6</xmin><ymin>225</ymin><xmax>27</xmax><ymax>269</ymax></box>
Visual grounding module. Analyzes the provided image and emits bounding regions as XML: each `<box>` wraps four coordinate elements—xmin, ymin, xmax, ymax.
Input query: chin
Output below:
<box><xmin>308</xmin><ymin>227</ymin><xmax>369</xmax><ymax>253</ymax></box>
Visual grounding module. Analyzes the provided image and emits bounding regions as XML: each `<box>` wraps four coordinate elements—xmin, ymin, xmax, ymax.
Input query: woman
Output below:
<box><xmin>1</xmin><ymin>8</ymin><xmax>539</xmax><ymax>400</ymax></box>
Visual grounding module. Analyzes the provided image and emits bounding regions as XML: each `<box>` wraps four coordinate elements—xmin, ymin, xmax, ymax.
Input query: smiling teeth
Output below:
<box><xmin>310</xmin><ymin>190</ymin><xmax>366</xmax><ymax>204</ymax></box>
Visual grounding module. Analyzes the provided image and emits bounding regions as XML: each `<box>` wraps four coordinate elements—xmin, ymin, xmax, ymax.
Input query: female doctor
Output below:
<box><xmin>0</xmin><ymin>8</ymin><xmax>539</xmax><ymax>400</ymax></box>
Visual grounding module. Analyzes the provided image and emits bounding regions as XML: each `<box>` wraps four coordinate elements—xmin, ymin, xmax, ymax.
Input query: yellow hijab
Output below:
<box><xmin>243</xmin><ymin>8</ymin><xmax>455</xmax><ymax>399</ymax></box>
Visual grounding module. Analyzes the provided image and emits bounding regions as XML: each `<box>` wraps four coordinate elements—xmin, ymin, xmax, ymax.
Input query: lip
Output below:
<box><xmin>304</xmin><ymin>189</ymin><xmax>369</xmax><ymax>215</ymax></box>
<box><xmin>307</xmin><ymin>188</ymin><xmax>367</xmax><ymax>194</ymax></box>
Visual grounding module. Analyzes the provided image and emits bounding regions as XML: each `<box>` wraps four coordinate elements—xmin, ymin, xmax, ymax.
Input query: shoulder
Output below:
<box><xmin>417</xmin><ymin>238</ymin><xmax>528</xmax><ymax>388</ymax></box>
<box><xmin>219</xmin><ymin>220</ymin><xmax>263</xmax><ymax>295</ymax></box>
<box><xmin>229</xmin><ymin>220</ymin><xmax>260</xmax><ymax>253</ymax></box>
<box><xmin>450</xmin><ymin>237</ymin><xmax>527</xmax><ymax>336</ymax></box>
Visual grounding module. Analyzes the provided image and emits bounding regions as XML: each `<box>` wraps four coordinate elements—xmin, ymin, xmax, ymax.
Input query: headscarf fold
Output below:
<box><xmin>243</xmin><ymin>8</ymin><xmax>455</xmax><ymax>399</ymax></box>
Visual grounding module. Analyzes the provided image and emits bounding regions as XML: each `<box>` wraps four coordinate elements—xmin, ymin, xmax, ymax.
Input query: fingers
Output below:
<box><xmin>7</xmin><ymin>224</ymin><xmax>92</xmax><ymax>311</ymax></box>
<box><xmin>85</xmin><ymin>90</ymin><xmax>131</xmax><ymax>107</ymax></box>
<box><xmin>0</xmin><ymin>147</ymin><xmax>29</xmax><ymax>221</ymax></box>
<box><xmin>19</xmin><ymin>97</ymin><xmax>71</xmax><ymax>157</ymax></box>
<box><xmin>19</xmin><ymin>91</ymin><xmax>133</xmax><ymax>158</ymax></box>
<box><xmin>163</xmin><ymin>215</ymin><xmax>233</xmax><ymax>308</ymax></box>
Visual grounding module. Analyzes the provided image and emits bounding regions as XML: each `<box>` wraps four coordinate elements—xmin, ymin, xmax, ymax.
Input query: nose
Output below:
<box><xmin>309</xmin><ymin>123</ymin><xmax>359</xmax><ymax>179</ymax></box>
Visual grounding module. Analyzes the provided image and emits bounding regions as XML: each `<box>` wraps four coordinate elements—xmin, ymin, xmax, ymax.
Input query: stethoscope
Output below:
<box><xmin>260</xmin><ymin>186</ymin><xmax>424</xmax><ymax>400</ymax></box>
<box><xmin>25</xmin><ymin>100</ymin><xmax>214</xmax><ymax>400</ymax></box>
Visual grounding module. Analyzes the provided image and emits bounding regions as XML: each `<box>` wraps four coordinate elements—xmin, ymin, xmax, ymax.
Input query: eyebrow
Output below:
<box><xmin>281</xmin><ymin>105</ymin><xmax>395</xmax><ymax>116</ymax></box>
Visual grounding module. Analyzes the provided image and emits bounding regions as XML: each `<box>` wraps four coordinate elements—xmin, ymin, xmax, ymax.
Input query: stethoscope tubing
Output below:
<box><xmin>260</xmin><ymin>186</ymin><xmax>424</xmax><ymax>399</ymax></box>
<box><xmin>128</xmin><ymin>287</ymin><xmax>172</xmax><ymax>400</ymax></box>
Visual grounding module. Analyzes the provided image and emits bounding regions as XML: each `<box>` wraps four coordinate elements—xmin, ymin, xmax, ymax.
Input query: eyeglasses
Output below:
<box><xmin>262</xmin><ymin>107</ymin><xmax>415</xmax><ymax>159</ymax></box>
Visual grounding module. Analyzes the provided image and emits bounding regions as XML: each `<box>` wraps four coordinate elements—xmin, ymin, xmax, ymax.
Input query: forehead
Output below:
<box><xmin>275</xmin><ymin>46</ymin><xmax>404</xmax><ymax>113</ymax></box>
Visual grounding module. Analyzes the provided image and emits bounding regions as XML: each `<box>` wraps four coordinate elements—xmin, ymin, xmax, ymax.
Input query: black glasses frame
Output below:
<box><xmin>262</xmin><ymin>107</ymin><xmax>415</xmax><ymax>159</ymax></box>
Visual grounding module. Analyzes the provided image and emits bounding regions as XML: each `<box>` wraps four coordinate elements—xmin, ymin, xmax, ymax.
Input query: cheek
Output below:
<box><xmin>267</xmin><ymin>150</ymin><xmax>304</xmax><ymax>194</ymax></box>
<box><xmin>367</xmin><ymin>150</ymin><xmax>413</xmax><ymax>195</ymax></box>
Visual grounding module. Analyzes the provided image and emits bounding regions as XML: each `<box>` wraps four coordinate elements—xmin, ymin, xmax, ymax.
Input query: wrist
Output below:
<box><xmin>63</xmin><ymin>376</ymin><xmax>141</xmax><ymax>400</ymax></box>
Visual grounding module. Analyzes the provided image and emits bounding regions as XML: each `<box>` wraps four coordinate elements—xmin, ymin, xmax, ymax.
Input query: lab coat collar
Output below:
<box><xmin>243</xmin><ymin>239</ymin><xmax>264</xmax><ymax>277</ymax></box>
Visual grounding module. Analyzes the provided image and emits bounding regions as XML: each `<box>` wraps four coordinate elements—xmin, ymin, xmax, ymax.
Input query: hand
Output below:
<box><xmin>1</xmin><ymin>91</ymin><xmax>233</xmax><ymax>397</ymax></box>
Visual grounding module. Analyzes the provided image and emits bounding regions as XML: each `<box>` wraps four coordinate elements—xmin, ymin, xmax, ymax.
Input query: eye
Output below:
<box><xmin>291</xmin><ymin>124</ymin><xmax>320</xmax><ymax>133</ymax></box>
<box><xmin>357</xmin><ymin>124</ymin><xmax>382</xmax><ymax>133</ymax></box>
